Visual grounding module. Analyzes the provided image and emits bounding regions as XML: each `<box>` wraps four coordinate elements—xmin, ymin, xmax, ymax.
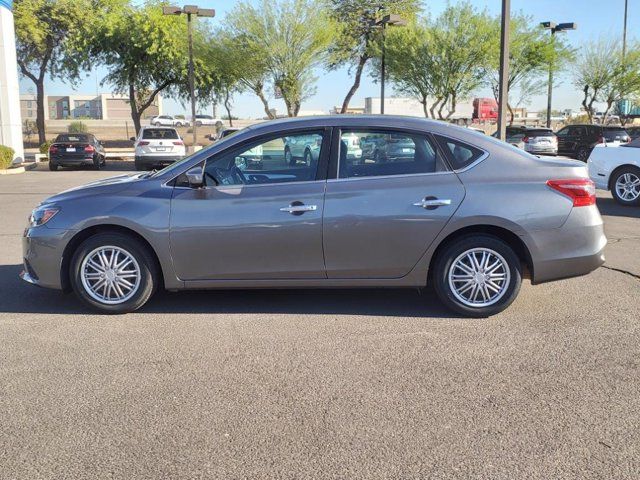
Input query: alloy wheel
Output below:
<box><xmin>448</xmin><ymin>248</ymin><xmax>511</xmax><ymax>308</ymax></box>
<box><xmin>615</xmin><ymin>172</ymin><xmax>640</xmax><ymax>202</ymax></box>
<box><xmin>80</xmin><ymin>246</ymin><xmax>141</xmax><ymax>305</ymax></box>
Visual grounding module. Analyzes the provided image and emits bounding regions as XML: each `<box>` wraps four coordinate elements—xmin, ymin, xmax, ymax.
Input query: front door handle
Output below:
<box><xmin>280</xmin><ymin>203</ymin><xmax>318</xmax><ymax>215</ymax></box>
<box><xmin>413</xmin><ymin>198</ymin><xmax>452</xmax><ymax>209</ymax></box>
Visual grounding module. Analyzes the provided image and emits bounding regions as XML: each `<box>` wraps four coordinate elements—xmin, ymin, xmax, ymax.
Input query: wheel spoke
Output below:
<box><xmin>81</xmin><ymin>246</ymin><xmax>141</xmax><ymax>304</ymax></box>
<box><xmin>449</xmin><ymin>248</ymin><xmax>511</xmax><ymax>308</ymax></box>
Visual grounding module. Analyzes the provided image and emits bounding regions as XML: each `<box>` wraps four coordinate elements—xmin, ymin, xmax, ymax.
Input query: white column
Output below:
<box><xmin>0</xmin><ymin>2</ymin><xmax>24</xmax><ymax>164</ymax></box>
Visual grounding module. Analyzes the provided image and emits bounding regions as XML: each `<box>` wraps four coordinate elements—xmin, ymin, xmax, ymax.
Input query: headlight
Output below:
<box><xmin>29</xmin><ymin>206</ymin><xmax>60</xmax><ymax>227</ymax></box>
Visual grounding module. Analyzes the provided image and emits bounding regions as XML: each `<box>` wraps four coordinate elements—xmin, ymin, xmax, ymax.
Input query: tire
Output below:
<box><xmin>611</xmin><ymin>166</ymin><xmax>640</xmax><ymax>206</ymax></box>
<box><xmin>432</xmin><ymin>234</ymin><xmax>522</xmax><ymax>318</ymax></box>
<box><xmin>303</xmin><ymin>149</ymin><xmax>312</xmax><ymax>166</ymax></box>
<box><xmin>153</xmin><ymin>122</ymin><xmax>161</xmax><ymax>127</ymax></box>
<box><xmin>576</xmin><ymin>146</ymin><xmax>590</xmax><ymax>162</ymax></box>
<box><xmin>175</xmin><ymin>122</ymin><xmax>183</xmax><ymax>127</ymax></box>
<box><xmin>70</xmin><ymin>233</ymin><xmax>159</xmax><ymax>314</ymax></box>
<box><xmin>285</xmin><ymin>147</ymin><xmax>295</xmax><ymax>166</ymax></box>
<box><xmin>195</xmin><ymin>121</ymin><xmax>202</xmax><ymax>127</ymax></box>
<box><xmin>93</xmin><ymin>156</ymin><xmax>101</xmax><ymax>170</ymax></box>
<box><xmin>48</xmin><ymin>161</ymin><xmax>58</xmax><ymax>171</ymax></box>
<box><xmin>134</xmin><ymin>157</ymin><xmax>144</xmax><ymax>171</ymax></box>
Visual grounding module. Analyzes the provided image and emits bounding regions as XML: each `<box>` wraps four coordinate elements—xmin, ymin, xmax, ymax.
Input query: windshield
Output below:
<box><xmin>55</xmin><ymin>134</ymin><xmax>89</xmax><ymax>143</ymax></box>
<box><xmin>142</xmin><ymin>128</ymin><xmax>179</xmax><ymax>140</ymax></box>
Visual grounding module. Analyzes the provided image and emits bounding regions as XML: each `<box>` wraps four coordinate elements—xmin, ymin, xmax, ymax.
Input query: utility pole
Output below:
<box><xmin>497</xmin><ymin>0</ymin><xmax>510</xmax><ymax>141</ymax></box>
<box><xmin>163</xmin><ymin>5</ymin><xmax>215</xmax><ymax>150</ymax></box>
<box><xmin>623</xmin><ymin>0</ymin><xmax>629</xmax><ymax>58</ymax></box>
<box><xmin>541</xmin><ymin>22</ymin><xmax>576</xmax><ymax>128</ymax></box>
<box><xmin>374</xmin><ymin>13</ymin><xmax>406</xmax><ymax>115</ymax></box>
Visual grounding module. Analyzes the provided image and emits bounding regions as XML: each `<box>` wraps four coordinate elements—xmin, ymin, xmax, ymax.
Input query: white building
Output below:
<box><xmin>364</xmin><ymin>97</ymin><xmax>474</xmax><ymax>120</ymax></box>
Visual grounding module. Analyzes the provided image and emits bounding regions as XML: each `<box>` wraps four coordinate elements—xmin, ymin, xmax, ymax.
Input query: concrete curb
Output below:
<box><xmin>0</xmin><ymin>163</ymin><xmax>37</xmax><ymax>175</ymax></box>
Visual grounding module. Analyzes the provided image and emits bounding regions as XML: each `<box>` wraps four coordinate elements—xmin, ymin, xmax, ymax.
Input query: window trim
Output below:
<box><xmin>332</xmin><ymin>126</ymin><xmax>451</xmax><ymax>181</ymax></box>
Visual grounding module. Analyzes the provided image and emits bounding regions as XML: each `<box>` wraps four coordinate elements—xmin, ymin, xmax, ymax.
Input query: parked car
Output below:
<box><xmin>361</xmin><ymin>133</ymin><xmax>413</xmax><ymax>162</ymax></box>
<box><xmin>284</xmin><ymin>134</ymin><xmax>322</xmax><ymax>165</ymax></box>
<box><xmin>588</xmin><ymin>136</ymin><xmax>640</xmax><ymax>206</ymax></box>
<box><xmin>48</xmin><ymin>133</ymin><xmax>106</xmax><ymax>171</ymax></box>
<box><xmin>151</xmin><ymin>115</ymin><xmax>190</xmax><ymax>127</ymax></box>
<box><xmin>218</xmin><ymin>128</ymin><xmax>240</xmax><ymax>139</ymax></box>
<box><xmin>21</xmin><ymin>116</ymin><xmax>605</xmax><ymax>316</ymax></box>
<box><xmin>556</xmin><ymin>124</ymin><xmax>630</xmax><ymax>161</ymax></box>
<box><xmin>131</xmin><ymin>127</ymin><xmax>186</xmax><ymax>170</ymax></box>
<box><xmin>492</xmin><ymin>126</ymin><xmax>558</xmax><ymax>155</ymax></box>
<box><xmin>193</xmin><ymin>115</ymin><xmax>223</xmax><ymax>127</ymax></box>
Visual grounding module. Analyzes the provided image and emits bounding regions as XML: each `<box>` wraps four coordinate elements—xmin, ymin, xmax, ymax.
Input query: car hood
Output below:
<box><xmin>43</xmin><ymin>173</ymin><xmax>147</xmax><ymax>204</ymax></box>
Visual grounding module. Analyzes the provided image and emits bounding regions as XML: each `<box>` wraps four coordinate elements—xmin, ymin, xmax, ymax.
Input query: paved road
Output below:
<box><xmin>1</xmin><ymin>163</ymin><xmax>639</xmax><ymax>479</ymax></box>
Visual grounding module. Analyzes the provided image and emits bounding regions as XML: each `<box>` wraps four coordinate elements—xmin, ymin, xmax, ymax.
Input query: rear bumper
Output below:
<box><xmin>527</xmin><ymin>205</ymin><xmax>607</xmax><ymax>284</ymax></box>
<box><xmin>525</xmin><ymin>146</ymin><xmax>558</xmax><ymax>155</ymax></box>
<box><xmin>135</xmin><ymin>155</ymin><xmax>183</xmax><ymax>166</ymax></box>
<box><xmin>50</xmin><ymin>155</ymin><xmax>95</xmax><ymax>165</ymax></box>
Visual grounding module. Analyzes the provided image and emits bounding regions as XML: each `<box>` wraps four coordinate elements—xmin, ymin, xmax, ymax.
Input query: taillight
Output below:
<box><xmin>49</xmin><ymin>145</ymin><xmax>58</xmax><ymax>154</ymax></box>
<box><xmin>138</xmin><ymin>141</ymin><xmax>150</xmax><ymax>146</ymax></box>
<box><xmin>547</xmin><ymin>179</ymin><xmax>596</xmax><ymax>207</ymax></box>
<box><xmin>173</xmin><ymin>141</ymin><xmax>184</xmax><ymax>146</ymax></box>
<box><xmin>84</xmin><ymin>145</ymin><xmax>95</xmax><ymax>153</ymax></box>
<box><xmin>523</xmin><ymin>136</ymin><xmax>529</xmax><ymax>143</ymax></box>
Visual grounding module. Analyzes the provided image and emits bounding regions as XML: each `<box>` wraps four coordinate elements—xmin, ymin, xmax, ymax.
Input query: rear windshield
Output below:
<box><xmin>603</xmin><ymin>128</ymin><xmax>629</xmax><ymax>141</ymax></box>
<box><xmin>55</xmin><ymin>134</ymin><xmax>89</xmax><ymax>143</ymax></box>
<box><xmin>142</xmin><ymin>128</ymin><xmax>179</xmax><ymax>140</ymax></box>
<box><xmin>526</xmin><ymin>129</ymin><xmax>555</xmax><ymax>137</ymax></box>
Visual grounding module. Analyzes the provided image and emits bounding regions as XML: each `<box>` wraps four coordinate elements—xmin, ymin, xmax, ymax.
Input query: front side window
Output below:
<box><xmin>434</xmin><ymin>136</ymin><xmax>485</xmax><ymax>170</ymax></box>
<box><xmin>202</xmin><ymin>131</ymin><xmax>324</xmax><ymax>187</ymax></box>
<box><xmin>339</xmin><ymin>130</ymin><xmax>446</xmax><ymax>179</ymax></box>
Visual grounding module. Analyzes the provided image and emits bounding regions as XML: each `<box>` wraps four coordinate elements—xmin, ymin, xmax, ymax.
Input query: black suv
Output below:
<box><xmin>556</xmin><ymin>124</ymin><xmax>630</xmax><ymax>161</ymax></box>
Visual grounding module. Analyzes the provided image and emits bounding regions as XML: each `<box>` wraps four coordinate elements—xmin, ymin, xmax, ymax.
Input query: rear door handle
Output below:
<box><xmin>413</xmin><ymin>198</ymin><xmax>452</xmax><ymax>209</ymax></box>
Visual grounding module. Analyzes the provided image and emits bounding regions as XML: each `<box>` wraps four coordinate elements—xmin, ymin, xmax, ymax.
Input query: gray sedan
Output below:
<box><xmin>21</xmin><ymin>116</ymin><xmax>606</xmax><ymax>316</ymax></box>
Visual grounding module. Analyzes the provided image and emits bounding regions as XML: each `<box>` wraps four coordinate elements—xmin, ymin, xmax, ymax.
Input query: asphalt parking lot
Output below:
<box><xmin>1</xmin><ymin>163</ymin><xmax>639</xmax><ymax>479</ymax></box>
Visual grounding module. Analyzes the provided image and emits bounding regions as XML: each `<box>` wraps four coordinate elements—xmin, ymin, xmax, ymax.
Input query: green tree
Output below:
<box><xmin>326</xmin><ymin>0</ymin><xmax>420</xmax><ymax>114</ymax></box>
<box><xmin>13</xmin><ymin>0</ymin><xmax>107</xmax><ymax>144</ymax></box>
<box><xmin>383</xmin><ymin>3</ymin><xmax>494</xmax><ymax>119</ymax></box>
<box><xmin>484</xmin><ymin>14</ymin><xmax>572</xmax><ymax>124</ymax></box>
<box><xmin>85</xmin><ymin>1</ymin><xmax>189</xmax><ymax>133</ymax></box>
<box><xmin>227</xmin><ymin>0</ymin><xmax>334</xmax><ymax>117</ymax></box>
<box><xmin>574</xmin><ymin>38</ymin><xmax>640</xmax><ymax>123</ymax></box>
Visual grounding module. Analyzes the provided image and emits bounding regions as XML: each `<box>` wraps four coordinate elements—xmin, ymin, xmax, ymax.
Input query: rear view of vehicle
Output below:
<box><xmin>557</xmin><ymin>124</ymin><xmax>630</xmax><ymax>161</ymax></box>
<box><xmin>522</xmin><ymin>128</ymin><xmax>558</xmax><ymax>156</ymax></box>
<box><xmin>48</xmin><ymin>134</ymin><xmax>106</xmax><ymax>171</ymax></box>
<box><xmin>133</xmin><ymin>127</ymin><xmax>186</xmax><ymax>170</ymax></box>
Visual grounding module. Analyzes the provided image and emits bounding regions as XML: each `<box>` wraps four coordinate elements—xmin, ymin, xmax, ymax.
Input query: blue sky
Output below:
<box><xmin>19</xmin><ymin>0</ymin><xmax>637</xmax><ymax>118</ymax></box>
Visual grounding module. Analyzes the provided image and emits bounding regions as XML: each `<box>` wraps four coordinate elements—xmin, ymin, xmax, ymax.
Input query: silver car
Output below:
<box><xmin>21</xmin><ymin>116</ymin><xmax>606</xmax><ymax>316</ymax></box>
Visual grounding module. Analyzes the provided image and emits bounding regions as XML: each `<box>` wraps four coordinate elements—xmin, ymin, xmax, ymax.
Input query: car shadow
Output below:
<box><xmin>597</xmin><ymin>196</ymin><xmax>640</xmax><ymax>219</ymax></box>
<box><xmin>0</xmin><ymin>264</ymin><xmax>458</xmax><ymax>318</ymax></box>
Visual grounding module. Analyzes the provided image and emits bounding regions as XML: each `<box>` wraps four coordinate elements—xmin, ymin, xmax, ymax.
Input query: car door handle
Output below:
<box><xmin>280</xmin><ymin>204</ymin><xmax>318</xmax><ymax>214</ymax></box>
<box><xmin>413</xmin><ymin>198</ymin><xmax>452</xmax><ymax>209</ymax></box>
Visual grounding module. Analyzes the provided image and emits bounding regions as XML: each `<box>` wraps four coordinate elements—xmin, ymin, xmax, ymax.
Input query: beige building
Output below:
<box><xmin>19</xmin><ymin>93</ymin><xmax>163</xmax><ymax>121</ymax></box>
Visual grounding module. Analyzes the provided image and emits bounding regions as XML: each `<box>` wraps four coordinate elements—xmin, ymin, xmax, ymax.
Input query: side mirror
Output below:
<box><xmin>129</xmin><ymin>137</ymin><xmax>135</xmax><ymax>142</ymax></box>
<box><xmin>185</xmin><ymin>166</ymin><xmax>204</xmax><ymax>188</ymax></box>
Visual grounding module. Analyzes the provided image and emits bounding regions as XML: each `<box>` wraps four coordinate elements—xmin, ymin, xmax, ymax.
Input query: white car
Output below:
<box><xmin>588</xmin><ymin>137</ymin><xmax>640</xmax><ymax>206</ymax></box>
<box><xmin>151</xmin><ymin>115</ymin><xmax>190</xmax><ymax>127</ymax></box>
<box><xmin>132</xmin><ymin>127</ymin><xmax>186</xmax><ymax>171</ymax></box>
<box><xmin>193</xmin><ymin>115</ymin><xmax>223</xmax><ymax>127</ymax></box>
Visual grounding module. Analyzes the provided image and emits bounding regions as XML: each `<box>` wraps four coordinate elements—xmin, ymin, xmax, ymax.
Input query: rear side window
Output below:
<box><xmin>434</xmin><ymin>136</ymin><xmax>485</xmax><ymax>170</ymax></box>
<box><xmin>142</xmin><ymin>128</ymin><xmax>179</xmax><ymax>140</ymax></box>
<box><xmin>603</xmin><ymin>128</ymin><xmax>629</xmax><ymax>142</ymax></box>
<box><xmin>338</xmin><ymin>130</ymin><xmax>447</xmax><ymax>179</ymax></box>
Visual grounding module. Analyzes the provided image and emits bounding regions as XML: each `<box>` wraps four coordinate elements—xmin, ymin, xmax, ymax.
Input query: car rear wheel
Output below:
<box><xmin>285</xmin><ymin>147</ymin><xmax>295</xmax><ymax>166</ymax></box>
<box><xmin>304</xmin><ymin>149</ymin><xmax>312</xmax><ymax>166</ymax></box>
<box><xmin>48</xmin><ymin>161</ymin><xmax>58</xmax><ymax>171</ymax></box>
<box><xmin>611</xmin><ymin>167</ymin><xmax>640</xmax><ymax>206</ymax></box>
<box><xmin>576</xmin><ymin>146</ymin><xmax>590</xmax><ymax>162</ymax></box>
<box><xmin>70</xmin><ymin>233</ymin><xmax>159</xmax><ymax>314</ymax></box>
<box><xmin>134</xmin><ymin>157</ymin><xmax>144</xmax><ymax>171</ymax></box>
<box><xmin>433</xmin><ymin>235</ymin><xmax>522</xmax><ymax>317</ymax></box>
<box><xmin>153</xmin><ymin>122</ymin><xmax>161</xmax><ymax>127</ymax></box>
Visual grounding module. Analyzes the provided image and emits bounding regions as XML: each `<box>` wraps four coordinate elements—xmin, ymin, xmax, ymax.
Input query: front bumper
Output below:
<box><xmin>21</xmin><ymin>226</ymin><xmax>71</xmax><ymax>290</ymax></box>
<box><xmin>527</xmin><ymin>205</ymin><xmax>607</xmax><ymax>284</ymax></box>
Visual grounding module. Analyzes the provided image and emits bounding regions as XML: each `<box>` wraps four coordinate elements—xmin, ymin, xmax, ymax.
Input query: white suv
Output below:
<box><xmin>132</xmin><ymin>127</ymin><xmax>186</xmax><ymax>170</ymax></box>
<box><xmin>151</xmin><ymin>115</ymin><xmax>190</xmax><ymax>127</ymax></box>
<box><xmin>193</xmin><ymin>115</ymin><xmax>223</xmax><ymax>127</ymax></box>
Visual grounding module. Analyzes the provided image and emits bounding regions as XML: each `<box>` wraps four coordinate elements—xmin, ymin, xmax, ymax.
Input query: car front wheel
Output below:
<box><xmin>70</xmin><ymin>233</ymin><xmax>159</xmax><ymax>314</ymax></box>
<box><xmin>611</xmin><ymin>167</ymin><xmax>640</xmax><ymax>206</ymax></box>
<box><xmin>576</xmin><ymin>146</ymin><xmax>590</xmax><ymax>162</ymax></box>
<box><xmin>433</xmin><ymin>235</ymin><xmax>522</xmax><ymax>317</ymax></box>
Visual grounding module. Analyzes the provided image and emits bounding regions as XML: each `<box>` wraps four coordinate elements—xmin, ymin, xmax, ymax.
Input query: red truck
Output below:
<box><xmin>473</xmin><ymin>98</ymin><xmax>498</xmax><ymax>121</ymax></box>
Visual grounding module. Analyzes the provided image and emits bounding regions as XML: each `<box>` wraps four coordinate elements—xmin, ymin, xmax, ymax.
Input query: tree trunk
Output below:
<box><xmin>430</xmin><ymin>98</ymin><xmax>441</xmax><ymax>119</ymax></box>
<box><xmin>340</xmin><ymin>54</ymin><xmax>369</xmax><ymax>114</ymax></box>
<box><xmin>128</xmin><ymin>83</ymin><xmax>142</xmax><ymax>135</ymax></box>
<box><xmin>420</xmin><ymin>95</ymin><xmax>429</xmax><ymax>118</ymax></box>
<box><xmin>437</xmin><ymin>96</ymin><xmax>448</xmax><ymax>120</ymax></box>
<box><xmin>254</xmin><ymin>86</ymin><xmax>275</xmax><ymax>119</ymax></box>
<box><xmin>507</xmin><ymin>102</ymin><xmax>514</xmax><ymax>125</ymax></box>
<box><xmin>581</xmin><ymin>85</ymin><xmax>592</xmax><ymax>123</ymax></box>
<box><xmin>224</xmin><ymin>89</ymin><xmax>233</xmax><ymax>127</ymax></box>
<box><xmin>35</xmin><ymin>80</ymin><xmax>46</xmax><ymax>145</ymax></box>
<box><xmin>445</xmin><ymin>94</ymin><xmax>457</xmax><ymax>120</ymax></box>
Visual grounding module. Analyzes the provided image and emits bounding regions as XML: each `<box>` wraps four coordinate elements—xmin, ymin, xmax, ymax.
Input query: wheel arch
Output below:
<box><xmin>608</xmin><ymin>163</ymin><xmax>640</xmax><ymax>190</ymax></box>
<box><xmin>60</xmin><ymin>224</ymin><xmax>164</xmax><ymax>293</ymax></box>
<box><xmin>427</xmin><ymin>224</ymin><xmax>534</xmax><ymax>284</ymax></box>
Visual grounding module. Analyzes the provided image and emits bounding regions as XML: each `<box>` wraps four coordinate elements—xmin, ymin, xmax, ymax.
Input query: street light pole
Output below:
<box><xmin>163</xmin><ymin>5</ymin><xmax>215</xmax><ymax>150</ymax></box>
<box><xmin>497</xmin><ymin>0</ymin><xmax>510</xmax><ymax>141</ymax></box>
<box><xmin>541</xmin><ymin>22</ymin><xmax>576</xmax><ymax>128</ymax></box>
<box><xmin>374</xmin><ymin>13</ymin><xmax>406</xmax><ymax>115</ymax></box>
<box><xmin>623</xmin><ymin>0</ymin><xmax>628</xmax><ymax>58</ymax></box>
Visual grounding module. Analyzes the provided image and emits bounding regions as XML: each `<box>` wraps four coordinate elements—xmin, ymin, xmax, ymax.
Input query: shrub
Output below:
<box><xmin>0</xmin><ymin>145</ymin><xmax>15</xmax><ymax>170</ymax></box>
<box><xmin>40</xmin><ymin>141</ymin><xmax>52</xmax><ymax>155</ymax></box>
<box><xmin>68</xmin><ymin>121</ymin><xmax>88</xmax><ymax>133</ymax></box>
